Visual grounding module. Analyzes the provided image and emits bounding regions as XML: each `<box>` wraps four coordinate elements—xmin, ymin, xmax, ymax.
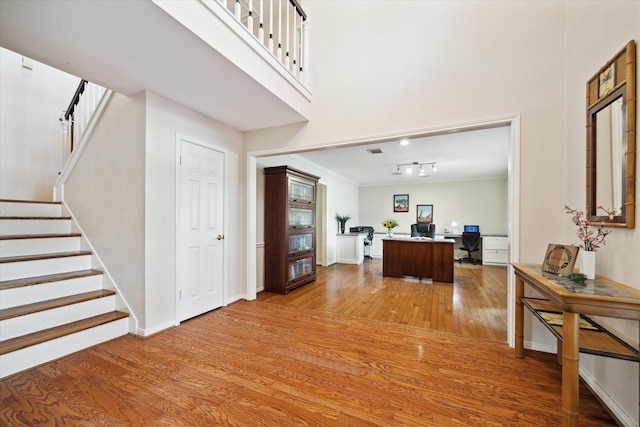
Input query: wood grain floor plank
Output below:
<box><xmin>0</xmin><ymin>263</ymin><xmax>616</xmax><ymax>425</ymax></box>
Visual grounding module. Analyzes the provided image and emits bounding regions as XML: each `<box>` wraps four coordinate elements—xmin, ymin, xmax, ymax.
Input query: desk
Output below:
<box><xmin>439</xmin><ymin>233</ymin><xmax>509</xmax><ymax>265</ymax></box>
<box><xmin>513</xmin><ymin>263</ymin><xmax>640</xmax><ymax>426</ymax></box>
<box><xmin>383</xmin><ymin>238</ymin><xmax>454</xmax><ymax>282</ymax></box>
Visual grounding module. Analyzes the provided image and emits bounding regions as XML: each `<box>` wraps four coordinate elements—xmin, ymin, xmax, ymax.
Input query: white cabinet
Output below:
<box><xmin>336</xmin><ymin>234</ymin><xmax>365</xmax><ymax>265</ymax></box>
<box><xmin>482</xmin><ymin>236</ymin><xmax>508</xmax><ymax>266</ymax></box>
<box><xmin>371</xmin><ymin>233</ymin><xmax>384</xmax><ymax>258</ymax></box>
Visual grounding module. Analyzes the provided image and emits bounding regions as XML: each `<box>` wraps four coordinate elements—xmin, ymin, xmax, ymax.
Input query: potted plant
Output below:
<box><xmin>335</xmin><ymin>214</ymin><xmax>351</xmax><ymax>234</ymax></box>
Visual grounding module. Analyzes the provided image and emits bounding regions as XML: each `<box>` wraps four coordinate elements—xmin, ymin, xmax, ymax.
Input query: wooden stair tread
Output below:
<box><xmin>0</xmin><ymin>311</ymin><xmax>129</xmax><ymax>355</ymax></box>
<box><xmin>522</xmin><ymin>297</ymin><xmax>640</xmax><ymax>361</ymax></box>
<box><xmin>0</xmin><ymin>269</ymin><xmax>103</xmax><ymax>291</ymax></box>
<box><xmin>0</xmin><ymin>216</ymin><xmax>70</xmax><ymax>220</ymax></box>
<box><xmin>0</xmin><ymin>199</ymin><xmax>61</xmax><ymax>205</ymax></box>
<box><xmin>0</xmin><ymin>251</ymin><xmax>92</xmax><ymax>264</ymax></box>
<box><xmin>0</xmin><ymin>233</ymin><xmax>81</xmax><ymax>241</ymax></box>
<box><xmin>0</xmin><ymin>289</ymin><xmax>115</xmax><ymax>321</ymax></box>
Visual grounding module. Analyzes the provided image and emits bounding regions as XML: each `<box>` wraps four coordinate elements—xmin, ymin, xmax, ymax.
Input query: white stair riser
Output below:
<box><xmin>0</xmin><ymin>274</ymin><xmax>103</xmax><ymax>309</ymax></box>
<box><xmin>1</xmin><ymin>296</ymin><xmax>116</xmax><ymax>340</ymax></box>
<box><xmin>0</xmin><ymin>219</ymin><xmax>71</xmax><ymax>236</ymax></box>
<box><xmin>0</xmin><ymin>255</ymin><xmax>92</xmax><ymax>281</ymax></box>
<box><xmin>0</xmin><ymin>202</ymin><xmax>61</xmax><ymax>217</ymax></box>
<box><xmin>0</xmin><ymin>317</ymin><xmax>129</xmax><ymax>378</ymax></box>
<box><xmin>0</xmin><ymin>236</ymin><xmax>81</xmax><ymax>257</ymax></box>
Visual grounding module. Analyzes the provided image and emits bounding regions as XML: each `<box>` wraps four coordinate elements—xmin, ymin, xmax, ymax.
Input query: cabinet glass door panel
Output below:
<box><xmin>289</xmin><ymin>207</ymin><xmax>314</xmax><ymax>227</ymax></box>
<box><xmin>289</xmin><ymin>179</ymin><xmax>314</xmax><ymax>203</ymax></box>
<box><xmin>289</xmin><ymin>233</ymin><xmax>313</xmax><ymax>254</ymax></box>
<box><xmin>288</xmin><ymin>257</ymin><xmax>314</xmax><ymax>281</ymax></box>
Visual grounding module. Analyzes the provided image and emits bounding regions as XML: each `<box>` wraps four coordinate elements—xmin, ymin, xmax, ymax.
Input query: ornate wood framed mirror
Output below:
<box><xmin>586</xmin><ymin>40</ymin><xmax>636</xmax><ymax>228</ymax></box>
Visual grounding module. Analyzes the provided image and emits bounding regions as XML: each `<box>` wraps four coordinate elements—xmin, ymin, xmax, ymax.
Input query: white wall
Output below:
<box><xmin>564</xmin><ymin>2</ymin><xmax>640</xmax><ymax>424</ymax></box>
<box><xmin>145</xmin><ymin>92</ymin><xmax>244</xmax><ymax>332</ymax></box>
<box><xmin>64</xmin><ymin>92</ymin><xmax>147</xmax><ymax>327</ymax></box>
<box><xmin>64</xmin><ymin>90</ymin><xmax>244</xmax><ymax>335</ymax></box>
<box><xmin>0</xmin><ymin>48</ymin><xmax>79</xmax><ymax>200</ymax></box>
<box><xmin>246</xmin><ymin>1</ymin><xmax>567</xmax><ymax>264</ymax></box>
<box><xmin>359</xmin><ymin>178</ymin><xmax>507</xmax><ymax>236</ymax></box>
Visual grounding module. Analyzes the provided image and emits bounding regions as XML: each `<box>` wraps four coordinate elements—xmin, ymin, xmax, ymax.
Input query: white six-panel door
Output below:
<box><xmin>178</xmin><ymin>140</ymin><xmax>225</xmax><ymax>321</ymax></box>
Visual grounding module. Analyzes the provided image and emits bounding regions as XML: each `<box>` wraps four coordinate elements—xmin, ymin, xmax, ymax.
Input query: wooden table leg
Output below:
<box><xmin>515</xmin><ymin>275</ymin><xmax>524</xmax><ymax>358</ymax></box>
<box><xmin>556</xmin><ymin>338</ymin><xmax>563</xmax><ymax>365</ymax></box>
<box><xmin>562</xmin><ymin>311</ymin><xmax>579</xmax><ymax>427</ymax></box>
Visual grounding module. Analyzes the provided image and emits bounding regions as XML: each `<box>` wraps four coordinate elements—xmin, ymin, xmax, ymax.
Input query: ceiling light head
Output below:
<box><xmin>405</xmin><ymin>165</ymin><xmax>413</xmax><ymax>174</ymax></box>
<box><xmin>398</xmin><ymin>139</ymin><xmax>409</xmax><ymax>146</ymax></box>
<box><xmin>431</xmin><ymin>163</ymin><xmax>437</xmax><ymax>172</ymax></box>
<box><xmin>419</xmin><ymin>165</ymin><xmax>425</xmax><ymax>176</ymax></box>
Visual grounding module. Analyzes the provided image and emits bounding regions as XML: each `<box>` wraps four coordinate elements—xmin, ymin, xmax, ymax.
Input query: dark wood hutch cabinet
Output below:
<box><xmin>264</xmin><ymin>166</ymin><xmax>320</xmax><ymax>294</ymax></box>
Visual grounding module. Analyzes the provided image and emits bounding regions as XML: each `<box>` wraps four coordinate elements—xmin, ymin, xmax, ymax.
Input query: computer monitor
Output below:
<box><xmin>464</xmin><ymin>225</ymin><xmax>479</xmax><ymax>233</ymax></box>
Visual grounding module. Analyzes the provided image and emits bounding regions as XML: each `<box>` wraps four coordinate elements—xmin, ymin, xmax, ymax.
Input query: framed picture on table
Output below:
<box><xmin>393</xmin><ymin>194</ymin><xmax>409</xmax><ymax>212</ymax></box>
<box><xmin>416</xmin><ymin>204</ymin><xmax>433</xmax><ymax>223</ymax></box>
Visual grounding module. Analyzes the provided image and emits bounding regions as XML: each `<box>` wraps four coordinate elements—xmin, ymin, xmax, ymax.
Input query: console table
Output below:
<box><xmin>383</xmin><ymin>238</ymin><xmax>454</xmax><ymax>282</ymax></box>
<box><xmin>513</xmin><ymin>263</ymin><xmax>640</xmax><ymax>426</ymax></box>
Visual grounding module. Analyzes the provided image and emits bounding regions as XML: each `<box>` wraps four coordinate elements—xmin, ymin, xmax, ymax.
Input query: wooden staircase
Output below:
<box><xmin>0</xmin><ymin>199</ymin><xmax>129</xmax><ymax>378</ymax></box>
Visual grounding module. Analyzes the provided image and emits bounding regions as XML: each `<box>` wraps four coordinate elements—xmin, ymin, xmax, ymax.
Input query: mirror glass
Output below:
<box><xmin>594</xmin><ymin>96</ymin><xmax>624</xmax><ymax>215</ymax></box>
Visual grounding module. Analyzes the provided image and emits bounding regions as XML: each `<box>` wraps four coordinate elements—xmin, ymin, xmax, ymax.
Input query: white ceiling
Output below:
<box><xmin>0</xmin><ymin>0</ymin><xmax>307</xmax><ymax>132</ymax></box>
<box><xmin>293</xmin><ymin>126</ymin><xmax>510</xmax><ymax>186</ymax></box>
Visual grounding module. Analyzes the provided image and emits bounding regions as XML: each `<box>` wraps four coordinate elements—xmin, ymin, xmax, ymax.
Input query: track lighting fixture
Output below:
<box><xmin>393</xmin><ymin>162</ymin><xmax>437</xmax><ymax>176</ymax></box>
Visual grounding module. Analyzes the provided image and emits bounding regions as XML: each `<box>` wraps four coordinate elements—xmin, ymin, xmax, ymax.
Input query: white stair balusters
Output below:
<box><xmin>258</xmin><ymin>0</ymin><xmax>264</xmax><ymax>44</ymax></box>
<box><xmin>277</xmin><ymin>0</ymin><xmax>283</xmax><ymax>62</ymax></box>
<box><xmin>268</xmin><ymin>0</ymin><xmax>274</xmax><ymax>54</ymax></box>
<box><xmin>60</xmin><ymin>81</ymin><xmax>106</xmax><ymax>167</ymax></box>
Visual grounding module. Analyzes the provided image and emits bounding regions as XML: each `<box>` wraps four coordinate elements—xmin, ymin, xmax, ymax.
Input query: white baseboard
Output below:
<box><xmin>137</xmin><ymin>319</ymin><xmax>175</xmax><ymax>337</ymax></box>
<box><xmin>525</xmin><ymin>341</ymin><xmax>635</xmax><ymax>426</ymax></box>
<box><xmin>579</xmin><ymin>366</ymin><xmax>635</xmax><ymax>426</ymax></box>
<box><xmin>524</xmin><ymin>340</ymin><xmax>555</xmax><ymax>354</ymax></box>
<box><xmin>225</xmin><ymin>294</ymin><xmax>246</xmax><ymax>305</ymax></box>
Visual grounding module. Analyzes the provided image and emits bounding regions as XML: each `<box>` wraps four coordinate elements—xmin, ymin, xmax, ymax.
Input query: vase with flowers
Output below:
<box><xmin>382</xmin><ymin>218</ymin><xmax>398</xmax><ymax>238</ymax></box>
<box><xmin>564</xmin><ymin>205</ymin><xmax>615</xmax><ymax>279</ymax></box>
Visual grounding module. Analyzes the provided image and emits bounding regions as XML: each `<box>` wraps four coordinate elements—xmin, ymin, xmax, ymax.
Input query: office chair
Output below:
<box><xmin>458</xmin><ymin>232</ymin><xmax>481</xmax><ymax>264</ymax></box>
<box><xmin>411</xmin><ymin>223</ymin><xmax>435</xmax><ymax>238</ymax></box>
<box><xmin>363</xmin><ymin>226</ymin><xmax>374</xmax><ymax>259</ymax></box>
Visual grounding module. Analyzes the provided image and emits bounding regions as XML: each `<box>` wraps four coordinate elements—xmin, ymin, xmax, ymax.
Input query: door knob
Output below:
<box><xmin>216</xmin><ymin>235</ymin><xmax>224</xmax><ymax>240</ymax></box>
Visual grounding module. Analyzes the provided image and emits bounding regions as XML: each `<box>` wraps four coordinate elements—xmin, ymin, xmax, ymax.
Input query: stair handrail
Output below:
<box><xmin>63</xmin><ymin>78</ymin><xmax>88</xmax><ymax>121</ymax></box>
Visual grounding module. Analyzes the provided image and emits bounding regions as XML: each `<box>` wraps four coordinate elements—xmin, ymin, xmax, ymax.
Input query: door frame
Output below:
<box><xmin>175</xmin><ymin>133</ymin><xmax>229</xmax><ymax>325</ymax></box>
<box><xmin>316</xmin><ymin>183</ymin><xmax>328</xmax><ymax>267</ymax></box>
<box><xmin>246</xmin><ymin>115</ymin><xmax>521</xmax><ymax>346</ymax></box>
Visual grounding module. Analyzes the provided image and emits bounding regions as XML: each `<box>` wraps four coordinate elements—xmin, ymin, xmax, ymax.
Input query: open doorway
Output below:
<box><xmin>246</xmin><ymin>115</ymin><xmax>520</xmax><ymax>346</ymax></box>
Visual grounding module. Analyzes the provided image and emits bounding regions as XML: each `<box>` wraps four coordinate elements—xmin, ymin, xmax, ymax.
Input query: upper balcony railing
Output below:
<box><xmin>214</xmin><ymin>0</ymin><xmax>308</xmax><ymax>84</ymax></box>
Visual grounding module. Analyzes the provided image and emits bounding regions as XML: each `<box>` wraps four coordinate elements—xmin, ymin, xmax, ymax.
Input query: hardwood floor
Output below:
<box><xmin>259</xmin><ymin>261</ymin><xmax>508</xmax><ymax>342</ymax></box>
<box><xmin>0</xmin><ymin>262</ymin><xmax>616</xmax><ymax>426</ymax></box>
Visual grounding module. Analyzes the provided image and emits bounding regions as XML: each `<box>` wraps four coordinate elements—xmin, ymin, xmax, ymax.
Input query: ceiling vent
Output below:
<box><xmin>366</xmin><ymin>148</ymin><xmax>383</xmax><ymax>154</ymax></box>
